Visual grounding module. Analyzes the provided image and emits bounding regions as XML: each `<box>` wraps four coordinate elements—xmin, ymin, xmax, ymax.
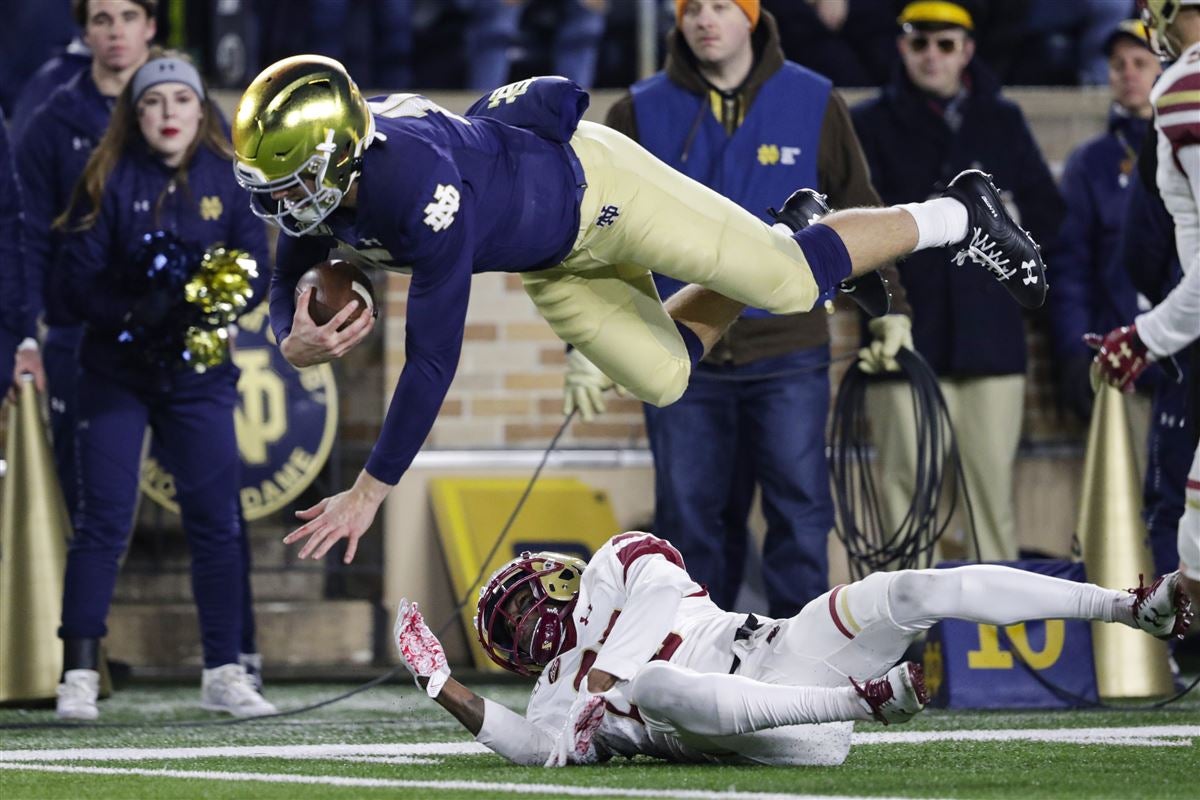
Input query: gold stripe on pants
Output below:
<box><xmin>522</xmin><ymin>121</ymin><xmax>820</xmax><ymax>407</ymax></box>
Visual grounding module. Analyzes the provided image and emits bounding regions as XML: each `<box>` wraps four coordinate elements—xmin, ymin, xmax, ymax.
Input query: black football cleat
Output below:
<box><xmin>769</xmin><ymin>189</ymin><xmax>891</xmax><ymax>317</ymax></box>
<box><xmin>943</xmin><ymin>169</ymin><xmax>1047</xmax><ymax>309</ymax></box>
<box><xmin>769</xmin><ymin>188</ymin><xmax>832</xmax><ymax>232</ymax></box>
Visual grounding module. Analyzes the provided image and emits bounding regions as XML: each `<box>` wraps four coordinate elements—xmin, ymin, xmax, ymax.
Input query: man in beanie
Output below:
<box><xmin>574</xmin><ymin>0</ymin><xmax>911</xmax><ymax>617</ymax></box>
<box><xmin>851</xmin><ymin>0</ymin><xmax>1064</xmax><ymax>562</ymax></box>
<box><xmin>1050</xmin><ymin>20</ymin><xmax>1161</xmax><ymax>426</ymax></box>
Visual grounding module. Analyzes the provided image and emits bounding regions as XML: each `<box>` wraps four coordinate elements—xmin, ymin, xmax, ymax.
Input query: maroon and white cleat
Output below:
<box><xmin>852</xmin><ymin>661</ymin><xmax>929</xmax><ymax>725</ymax></box>
<box><xmin>1129</xmin><ymin>571</ymin><xmax>1194</xmax><ymax>640</ymax></box>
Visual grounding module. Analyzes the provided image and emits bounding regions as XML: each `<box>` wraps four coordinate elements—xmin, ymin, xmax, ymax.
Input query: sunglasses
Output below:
<box><xmin>907</xmin><ymin>35</ymin><xmax>962</xmax><ymax>54</ymax></box>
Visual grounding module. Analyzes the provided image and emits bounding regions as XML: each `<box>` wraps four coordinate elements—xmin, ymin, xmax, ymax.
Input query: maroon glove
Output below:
<box><xmin>1083</xmin><ymin>325</ymin><xmax>1150</xmax><ymax>393</ymax></box>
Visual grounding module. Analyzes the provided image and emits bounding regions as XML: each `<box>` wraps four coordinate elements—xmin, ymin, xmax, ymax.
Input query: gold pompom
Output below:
<box><xmin>183</xmin><ymin>326</ymin><xmax>230</xmax><ymax>372</ymax></box>
<box><xmin>184</xmin><ymin>246</ymin><xmax>259</xmax><ymax>326</ymax></box>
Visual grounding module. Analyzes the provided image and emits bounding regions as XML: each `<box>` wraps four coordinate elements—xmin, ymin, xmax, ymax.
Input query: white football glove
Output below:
<box><xmin>858</xmin><ymin>314</ymin><xmax>913</xmax><ymax>374</ymax></box>
<box><xmin>394</xmin><ymin>599</ymin><xmax>451</xmax><ymax>699</ymax></box>
<box><xmin>545</xmin><ymin>689</ymin><xmax>608</xmax><ymax>767</ymax></box>
<box><xmin>563</xmin><ymin>348</ymin><xmax>615</xmax><ymax>422</ymax></box>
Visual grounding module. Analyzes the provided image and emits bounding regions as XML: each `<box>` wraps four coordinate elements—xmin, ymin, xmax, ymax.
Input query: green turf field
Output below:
<box><xmin>1</xmin><ymin>679</ymin><xmax>1197</xmax><ymax>799</ymax></box>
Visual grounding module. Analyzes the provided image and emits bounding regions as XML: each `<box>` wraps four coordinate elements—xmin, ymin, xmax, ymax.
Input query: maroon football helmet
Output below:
<box><xmin>474</xmin><ymin>551</ymin><xmax>586</xmax><ymax>676</ymax></box>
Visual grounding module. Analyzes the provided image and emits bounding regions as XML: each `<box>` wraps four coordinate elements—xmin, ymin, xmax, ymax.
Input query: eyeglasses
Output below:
<box><xmin>907</xmin><ymin>35</ymin><xmax>962</xmax><ymax>54</ymax></box>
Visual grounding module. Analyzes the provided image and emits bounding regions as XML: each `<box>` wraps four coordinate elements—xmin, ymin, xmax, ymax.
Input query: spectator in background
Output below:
<box><xmin>15</xmin><ymin>0</ymin><xmax>157</xmax><ymax>517</ymax></box>
<box><xmin>7</xmin><ymin>34</ymin><xmax>91</xmax><ymax>144</ymax></box>
<box><xmin>1025</xmin><ymin>0</ymin><xmax>1135</xmax><ymax>86</ymax></box>
<box><xmin>764</xmin><ymin>0</ymin><xmax>898</xmax><ymax>87</ymax></box>
<box><xmin>1050</xmin><ymin>20</ymin><xmax>1160</xmax><ymax>426</ymax></box>
<box><xmin>0</xmin><ymin>0</ymin><xmax>77</xmax><ymax>115</ymax></box>
<box><xmin>588</xmin><ymin>0</ymin><xmax>910</xmax><ymax>617</ymax></box>
<box><xmin>1</xmin><ymin>108</ymin><xmax>30</xmax><ymax>400</ymax></box>
<box><xmin>51</xmin><ymin>53</ymin><xmax>273</xmax><ymax>721</ymax></box>
<box><xmin>457</xmin><ymin>0</ymin><xmax>608</xmax><ymax>90</ymax></box>
<box><xmin>851</xmin><ymin>0</ymin><xmax>1063</xmax><ymax>562</ymax></box>
<box><xmin>308</xmin><ymin>0</ymin><xmax>412</xmax><ymax>89</ymax></box>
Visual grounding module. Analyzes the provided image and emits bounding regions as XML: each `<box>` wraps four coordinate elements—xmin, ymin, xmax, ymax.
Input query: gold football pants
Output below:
<box><xmin>522</xmin><ymin>121</ymin><xmax>819</xmax><ymax>407</ymax></box>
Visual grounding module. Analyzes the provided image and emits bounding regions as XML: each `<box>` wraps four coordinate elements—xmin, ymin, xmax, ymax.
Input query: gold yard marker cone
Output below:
<box><xmin>1078</xmin><ymin>379</ymin><xmax>1172</xmax><ymax>698</ymax></box>
<box><xmin>0</xmin><ymin>377</ymin><xmax>110</xmax><ymax>703</ymax></box>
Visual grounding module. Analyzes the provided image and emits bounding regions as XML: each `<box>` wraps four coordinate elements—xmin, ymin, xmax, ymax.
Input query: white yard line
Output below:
<box><xmin>1</xmin><ymin>725</ymin><xmax>1195</xmax><ymax>764</ymax></box>
<box><xmin>853</xmin><ymin>725</ymin><xmax>1200</xmax><ymax>747</ymax></box>
<box><xmin>0</xmin><ymin>763</ymin><xmax>928</xmax><ymax>800</ymax></box>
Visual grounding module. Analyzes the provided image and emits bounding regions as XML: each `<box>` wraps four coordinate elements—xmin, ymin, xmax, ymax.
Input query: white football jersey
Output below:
<box><xmin>1138</xmin><ymin>40</ymin><xmax>1200</xmax><ymax>356</ymax></box>
<box><xmin>523</xmin><ymin>532</ymin><xmax>747</xmax><ymax>762</ymax></box>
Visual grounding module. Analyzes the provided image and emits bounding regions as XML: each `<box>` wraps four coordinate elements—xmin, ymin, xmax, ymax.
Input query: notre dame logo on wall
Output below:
<box><xmin>139</xmin><ymin>305</ymin><xmax>338</xmax><ymax>520</ymax></box>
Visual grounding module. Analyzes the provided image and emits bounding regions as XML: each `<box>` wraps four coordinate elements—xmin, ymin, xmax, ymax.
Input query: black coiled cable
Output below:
<box><xmin>829</xmin><ymin>347</ymin><xmax>979</xmax><ymax>579</ymax></box>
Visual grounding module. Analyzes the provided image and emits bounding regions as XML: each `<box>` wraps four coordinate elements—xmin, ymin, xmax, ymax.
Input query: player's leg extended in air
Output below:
<box><xmin>525</xmin><ymin>122</ymin><xmax>1043</xmax><ymax>408</ymax></box>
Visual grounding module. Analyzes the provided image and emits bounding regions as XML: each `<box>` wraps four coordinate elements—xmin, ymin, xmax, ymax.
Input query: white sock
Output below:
<box><xmin>898</xmin><ymin>197</ymin><xmax>969</xmax><ymax>251</ymax></box>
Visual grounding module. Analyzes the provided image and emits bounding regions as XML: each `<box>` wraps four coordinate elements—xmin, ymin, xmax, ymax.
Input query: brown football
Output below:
<box><xmin>294</xmin><ymin>259</ymin><xmax>377</xmax><ymax>330</ymax></box>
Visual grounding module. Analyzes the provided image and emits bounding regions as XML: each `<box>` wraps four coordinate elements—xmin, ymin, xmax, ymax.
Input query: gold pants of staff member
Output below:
<box><xmin>867</xmin><ymin>375</ymin><xmax>1026</xmax><ymax>562</ymax></box>
<box><xmin>521</xmin><ymin>121</ymin><xmax>820</xmax><ymax>408</ymax></box>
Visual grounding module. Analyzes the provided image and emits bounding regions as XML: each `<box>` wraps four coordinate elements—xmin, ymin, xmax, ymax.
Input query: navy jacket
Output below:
<box><xmin>852</xmin><ymin>62</ymin><xmax>1064</xmax><ymax>376</ymax></box>
<box><xmin>7</xmin><ymin>39</ymin><xmax>91</xmax><ymax>144</ymax></box>
<box><xmin>0</xmin><ymin>108</ymin><xmax>28</xmax><ymax>394</ymax></box>
<box><xmin>1049</xmin><ymin>109</ymin><xmax>1150</xmax><ymax>361</ymax></box>
<box><xmin>60</xmin><ymin>145</ymin><xmax>269</xmax><ymax>383</ymax></box>
<box><xmin>269</xmin><ymin>96</ymin><xmax>585</xmax><ymax>486</ymax></box>
<box><xmin>16</xmin><ymin>69</ymin><xmax>115</xmax><ymax>329</ymax></box>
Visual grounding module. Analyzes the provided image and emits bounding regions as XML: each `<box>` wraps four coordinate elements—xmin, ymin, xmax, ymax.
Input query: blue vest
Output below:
<box><xmin>631</xmin><ymin>63</ymin><xmax>829</xmax><ymax>317</ymax></box>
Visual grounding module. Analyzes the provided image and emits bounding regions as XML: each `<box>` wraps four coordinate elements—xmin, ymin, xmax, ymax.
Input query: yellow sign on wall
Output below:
<box><xmin>429</xmin><ymin>477</ymin><xmax>621</xmax><ymax>671</ymax></box>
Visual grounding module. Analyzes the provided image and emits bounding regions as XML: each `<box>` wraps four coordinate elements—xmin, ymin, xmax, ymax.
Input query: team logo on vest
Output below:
<box><xmin>139</xmin><ymin>304</ymin><xmax>338</xmax><ymax>520</ymax></box>
<box><xmin>756</xmin><ymin>144</ymin><xmax>802</xmax><ymax>166</ymax></box>
<box><xmin>596</xmin><ymin>205</ymin><xmax>620</xmax><ymax>228</ymax></box>
<box><xmin>199</xmin><ymin>196</ymin><xmax>223</xmax><ymax>221</ymax></box>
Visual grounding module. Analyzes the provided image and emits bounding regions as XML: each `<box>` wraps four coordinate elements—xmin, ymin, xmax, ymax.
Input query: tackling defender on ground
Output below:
<box><xmin>394</xmin><ymin>532</ymin><xmax>1191</xmax><ymax>767</ymax></box>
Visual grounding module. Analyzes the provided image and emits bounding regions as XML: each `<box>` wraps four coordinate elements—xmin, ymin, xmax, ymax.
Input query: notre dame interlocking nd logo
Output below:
<box><xmin>139</xmin><ymin>305</ymin><xmax>338</xmax><ymax>520</ymax></box>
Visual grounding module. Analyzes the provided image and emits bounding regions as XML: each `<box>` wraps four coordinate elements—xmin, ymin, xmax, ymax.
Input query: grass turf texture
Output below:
<box><xmin>1</xmin><ymin>680</ymin><xmax>1197</xmax><ymax>799</ymax></box>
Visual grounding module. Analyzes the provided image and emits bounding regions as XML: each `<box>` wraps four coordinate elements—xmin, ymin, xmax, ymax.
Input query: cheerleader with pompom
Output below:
<box><xmin>50</xmin><ymin>52</ymin><xmax>273</xmax><ymax>721</ymax></box>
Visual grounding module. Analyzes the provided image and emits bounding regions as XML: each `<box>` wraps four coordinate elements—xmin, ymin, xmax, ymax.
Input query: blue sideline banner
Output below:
<box><xmin>924</xmin><ymin>560</ymin><xmax>1100</xmax><ymax>709</ymax></box>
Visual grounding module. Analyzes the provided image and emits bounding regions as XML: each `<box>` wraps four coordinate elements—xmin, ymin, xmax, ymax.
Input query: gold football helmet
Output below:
<box><xmin>232</xmin><ymin>55</ymin><xmax>374</xmax><ymax>236</ymax></box>
<box><xmin>1139</xmin><ymin>0</ymin><xmax>1200</xmax><ymax>57</ymax></box>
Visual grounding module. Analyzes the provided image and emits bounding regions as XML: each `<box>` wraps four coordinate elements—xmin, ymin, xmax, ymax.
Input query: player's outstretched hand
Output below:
<box><xmin>394</xmin><ymin>599</ymin><xmax>451</xmax><ymax>698</ymax></box>
<box><xmin>281</xmin><ymin>286</ymin><xmax>375</xmax><ymax>369</ymax></box>
<box><xmin>283</xmin><ymin>469</ymin><xmax>391</xmax><ymax>563</ymax></box>
<box><xmin>545</xmin><ymin>690</ymin><xmax>607</xmax><ymax>767</ymax></box>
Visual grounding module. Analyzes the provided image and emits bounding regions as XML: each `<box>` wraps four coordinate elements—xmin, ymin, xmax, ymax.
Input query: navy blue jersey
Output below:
<box><xmin>0</xmin><ymin>108</ymin><xmax>27</xmax><ymax>341</ymax></box>
<box><xmin>16</xmin><ymin>70</ymin><xmax>115</xmax><ymax>328</ymax></box>
<box><xmin>267</xmin><ymin>99</ymin><xmax>584</xmax><ymax>485</ymax></box>
<box><xmin>61</xmin><ymin>145</ymin><xmax>269</xmax><ymax>380</ymax></box>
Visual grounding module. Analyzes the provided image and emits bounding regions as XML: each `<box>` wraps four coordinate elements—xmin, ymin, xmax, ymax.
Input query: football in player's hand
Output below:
<box><xmin>294</xmin><ymin>259</ymin><xmax>377</xmax><ymax>329</ymax></box>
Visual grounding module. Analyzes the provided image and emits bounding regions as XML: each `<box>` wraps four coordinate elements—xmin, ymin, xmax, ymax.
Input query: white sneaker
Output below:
<box><xmin>56</xmin><ymin>669</ymin><xmax>100</xmax><ymax>721</ymax></box>
<box><xmin>201</xmin><ymin>663</ymin><xmax>277</xmax><ymax>717</ymax></box>
<box><xmin>239</xmin><ymin>652</ymin><xmax>264</xmax><ymax>692</ymax></box>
